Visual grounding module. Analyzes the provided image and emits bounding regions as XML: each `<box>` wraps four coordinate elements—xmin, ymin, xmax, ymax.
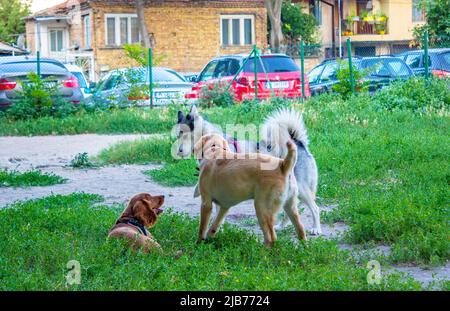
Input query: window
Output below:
<box><xmin>199</xmin><ymin>60</ymin><xmax>219</xmax><ymax>81</ymax></box>
<box><xmin>310</xmin><ymin>0</ymin><xmax>322</xmax><ymax>25</ymax></box>
<box><xmin>412</xmin><ymin>0</ymin><xmax>425</xmax><ymax>22</ymax></box>
<box><xmin>49</xmin><ymin>29</ymin><xmax>64</xmax><ymax>52</ymax></box>
<box><xmin>243</xmin><ymin>56</ymin><xmax>299</xmax><ymax>73</ymax></box>
<box><xmin>308</xmin><ymin>64</ymin><xmax>325</xmax><ymax>84</ymax></box>
<box><xmin>319</xmin><ymin>64</ymin><xmax>338</xmax><ymax>82</ymax></box>
<box><xmin>220</xmin><ymin>15</ymin><xmax>254</xmax><ymax>46</ymax></box>
<box><xmin>105</xmin><ymin>14</ymin><xmax>140</xmax><ymax>46</ymax></box>
<box><xmin>404</xmin><ymin>54</ymin><xmax>421</xmax><ymax>69</ymax></box>
<box><xmin>83</xmin><ymin>15</ymin><xmax>91</xmax><ymax>48</ymax></box>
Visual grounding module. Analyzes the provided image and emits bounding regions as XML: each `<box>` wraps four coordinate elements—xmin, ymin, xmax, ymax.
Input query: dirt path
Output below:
<box><xmin>0</xmin><ymin>134</ymin><xmax>448</xmax><ymax>288</ymax></box>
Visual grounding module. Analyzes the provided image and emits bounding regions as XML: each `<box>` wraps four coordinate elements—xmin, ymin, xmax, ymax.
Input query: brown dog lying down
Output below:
<box><xmin>108</xmin><ymin>193</ymin><xmax>164</xmax><ymax>253</ymax></box>
<box><xmin>194</xmin><ymin>134</ymin><xmax>307</xmax><ymax>246</ymax></box>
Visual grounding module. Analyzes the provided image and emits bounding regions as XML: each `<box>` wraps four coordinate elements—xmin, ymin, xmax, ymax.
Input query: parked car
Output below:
<box><xmin>86</xmin><ymin>67</ymin><xmax>193</xmax><ymax>107</ymax></box>
<box><xmin>64</xmin><ymin>64</ymin><xmax>93</xmax><ymax>98</ymax></box>
<box><xmin>308</xmin><ymin>56</ymin><xmax>414</xmax><ymax>95</ymax></box>
<box><xmin>395</xmin><ymin>48</ymin><xmax>450</xmax><ymax>78</ymax></box>
<box><xmin>185</xmin><ymin>53</ymin><xmax>311</xmax><ymax>102</ymax></box>
<box><xmin>0</xmin><ymin>56</ymin><xmax>84</xmax><ymax>110</ymax></box>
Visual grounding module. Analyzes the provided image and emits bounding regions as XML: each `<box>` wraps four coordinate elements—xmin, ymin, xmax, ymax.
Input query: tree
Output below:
<box><xmin>265</xmin><ymin>0</ymin><xmax>284</xmax><ymax>51</ymax></box>
<box><xmin>280</xmin><ymin>0</ymin><xmax>320</xmax><ymax>45</ymax></box>
<box><xmin>0</xmin><ymin>0</ymin><xmax>31</xmax><ymax>44</ymax></box>
<box><xmin>412</xmin><ymin>0</ymin><xmax>450</xmax><ymax>47</ymax></box>
<box><xmin>135</xmin><ymin>0</ymin><xmax>152</xmax><ymax>48</ymax></box>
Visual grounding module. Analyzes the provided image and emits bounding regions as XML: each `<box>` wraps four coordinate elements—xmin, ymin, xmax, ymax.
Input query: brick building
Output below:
<box><xmin>25</xmin><ymin>0</ymin><xmax>268</xmax><ymax>82</ymax></box>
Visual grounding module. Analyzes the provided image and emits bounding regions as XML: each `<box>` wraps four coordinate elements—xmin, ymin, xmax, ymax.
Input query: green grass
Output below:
<box><xmin>0</xmin><ymin>107</ymin><xmax>175</xmax><ymax>136</ymax></box>
<box><xmin>145</xmin><ymin>159</ymin><xmax>198</xmax><ymax>187</ymax></box>
<box><xmin>0</xmin><ymin>168</ymin><xmax>66</xmax><ymax>187</ymax></box>
<box><xmin>96</xmin><ymin>88</ymin><xmax>449</xmax><ymax>265</ymax></box>
<box><xmin>0</xmin><ymin>193</ymin><xmax>421</xmax><ymax>290</ymax></box>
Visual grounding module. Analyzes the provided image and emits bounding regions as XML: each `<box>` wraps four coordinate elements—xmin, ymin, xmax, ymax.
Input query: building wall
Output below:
<box><xmin>90</xmin><ymin>3</ymin><xmax>267</xmax><ymax>77</ymax></box>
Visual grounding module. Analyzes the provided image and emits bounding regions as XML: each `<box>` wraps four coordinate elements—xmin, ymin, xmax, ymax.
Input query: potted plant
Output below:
<box><xmin>361</xmin><ymin>10</ymin><xmax>375</xmax><ymax>23</ymax></box>
<box><xmin>375</xmin><ymin>12</ymin><xmax>387</xmax><ymax>23</ymax></box>
<box><xmin>351</xmin><ymin>11</ymin><xmax>360</xmax><ymax>22</ymax></box>
<box><xmin>343</xmin><ymin>15</ymin><xmax>354</xmax><ymax>35</ymax></box>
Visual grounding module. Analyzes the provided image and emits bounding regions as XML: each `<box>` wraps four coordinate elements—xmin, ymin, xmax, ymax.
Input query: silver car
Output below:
<box><xmin>87</xmin><ymin>67</ymin><xmax>193</xmax><ymax>107</ymax></box>
<box><xmin>0</xmin><ymin>56</ymin><xmax>84</xmax><ymax>110</ymax></box>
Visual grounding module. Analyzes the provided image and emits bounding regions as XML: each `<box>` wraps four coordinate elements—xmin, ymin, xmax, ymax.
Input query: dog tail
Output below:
<box><xmin>281</xmin><ymin>141</ymin><xmax>297</xmax><ymax>175</ymax></box>
<box><xmin>265</xmin><ymin>108</ymin><xmax>309</xmax><ymax>148</ymax></box>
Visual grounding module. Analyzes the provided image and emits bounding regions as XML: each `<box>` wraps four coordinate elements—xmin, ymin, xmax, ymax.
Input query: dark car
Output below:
<box><xmin>0</xmin><ymin>56</ymin><xmax>84</xmax><ymax>110</ymax></box>
<box><xmin>395</xmin><ymin>48</ymin><xmax>450</xmax><ymax>78</ymax></box>
<box><xmin>308</xmin><ymin>56</ymin><xmax>414</xmax><ymax>96</ymax></box>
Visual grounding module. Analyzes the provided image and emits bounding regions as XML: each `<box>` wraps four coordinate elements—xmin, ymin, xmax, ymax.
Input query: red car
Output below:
<box><xmin>185</xmin><ymin>54</ymin><xmax>310</xmax><ymax>102</ymax></box>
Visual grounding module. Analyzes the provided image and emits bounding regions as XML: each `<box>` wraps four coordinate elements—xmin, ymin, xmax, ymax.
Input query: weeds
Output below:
<box><xmin>0</xmin><ymin>168</ymin><xmax>66</xmax><ymax>187</ymax></box>
<box><xmin>70</xmin><ymin>153</ymin><xmax>96</xmax><ymax>168</ymax></box>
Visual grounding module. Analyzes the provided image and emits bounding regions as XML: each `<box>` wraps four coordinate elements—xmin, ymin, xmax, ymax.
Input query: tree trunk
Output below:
<box><xmin>135</xmin><ymin>0</ymin><xmax>152</xmax><ymax>48</ymax></box>
<box><xmin>265</xmin><ymin>0</ymin><xmax>284</xmax><ymax>52</ymax></box>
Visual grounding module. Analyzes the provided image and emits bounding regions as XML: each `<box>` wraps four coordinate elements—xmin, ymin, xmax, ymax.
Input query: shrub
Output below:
<box><xmin>371</xmin><ymin>77</ymin><xmax>450</xmax><ymax>113</ymax></box>
<box><xmin>332</xmin><ymin>60</ymin><xmax>370</xmax><ymax>98</ymax></box>
<box><xmin>70</xmin><ymin>152</ymin><xmax>96</xmax><ymax>168</ymax></box>
<box><xmin>198</xmin><ymin>83</ymin><xmax>234</xmax><ymax>108</ymax></box>
<box><xmin>5</xmin><ymin>73</ymin><xmax>80</xmax><ymax>120</ymax></box>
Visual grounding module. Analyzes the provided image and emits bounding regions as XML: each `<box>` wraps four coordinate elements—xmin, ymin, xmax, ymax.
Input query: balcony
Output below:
<box><xmin>342</xmin><ymin>13</ymin><xmax>389</xmax><ymax>36</ymax></box>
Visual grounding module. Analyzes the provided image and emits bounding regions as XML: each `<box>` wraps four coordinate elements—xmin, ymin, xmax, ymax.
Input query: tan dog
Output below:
<box><xmin>108</xmin><ymin>193</ymin><xmax>164</xmax><ymax>253</ymax></box>
<box><xmin>194</xmin><ymin>134</ymin><xmax>307</xmax><ymax>246</ymax></box>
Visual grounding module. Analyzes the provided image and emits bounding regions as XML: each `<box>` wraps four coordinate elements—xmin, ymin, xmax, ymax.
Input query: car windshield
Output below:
<box><xmin>436</xmin><ymin>52</ymin><xmax>450</xmax><ymax>71</ymax></box>
<box><xmin>308</xmin><ymin>65</ymin><xmax>324</xmax><ymax>83</ymax></box>
<box><xmin>361</xmin><ymin>58</ymin><xmax>411</xmax><ymax>77</ymax></box>
<box><xmin>72</xmin><ymin>72</ymin><xmax>87</xmax><ymax>88</ymax></box>
<box><xmin>244</xmin><ymin>56</ymin><xmax>299</xmax><ymax>73</ymax></box>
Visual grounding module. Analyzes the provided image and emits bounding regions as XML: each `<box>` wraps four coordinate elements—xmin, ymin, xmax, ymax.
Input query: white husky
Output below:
<box><xmin>175</xmin><ymin>106</ymin><xmax>322</xmax><ymax>235</ymax></box>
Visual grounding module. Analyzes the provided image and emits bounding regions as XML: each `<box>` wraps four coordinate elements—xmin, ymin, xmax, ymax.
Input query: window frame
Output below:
<box><xmin>83</xmin><ymin>14</ymin><xmax>91</xmax><ymax>49</ymax></box>
<box><xmin>104</xmin><ymin>13</ymin><xmax>140</xmax><ymax>47</ymax></box>
<box><xmin>220</xmin><ymin>14</ymin><xmax>255</xmax><ymax>47</ymax></box>
<box><xmin>49</xmin><ymin>28</ymin><xmax>65</xmax><ymax>53</ymax></box>
<box><xmin>412</xmin><ymin>0</ymin><xmax>425</xmax><ymax>22</ymax></box>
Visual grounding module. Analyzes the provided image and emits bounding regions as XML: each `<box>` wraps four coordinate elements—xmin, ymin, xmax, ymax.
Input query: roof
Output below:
<box><xmin>26</xmin><ymin>0</ymin><xmax>264</xmax><ymax>19</ymax></box>
<box><xmin>0</xmin><ymin>42</ymin><xmax>28</xmax><ymax>55</ymax></box>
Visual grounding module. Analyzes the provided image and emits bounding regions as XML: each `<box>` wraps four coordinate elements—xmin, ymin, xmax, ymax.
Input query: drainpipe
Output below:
<box><xmin>338</xmin><ymin>0</ymin><xmax>342</xmax><ymax>57</ymax></box>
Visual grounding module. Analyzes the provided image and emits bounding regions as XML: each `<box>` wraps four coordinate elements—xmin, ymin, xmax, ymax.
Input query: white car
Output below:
<box><xmin>64</xmin><ymin>64</ymin><xmax>92</xmax><ymax>98</ymax></box>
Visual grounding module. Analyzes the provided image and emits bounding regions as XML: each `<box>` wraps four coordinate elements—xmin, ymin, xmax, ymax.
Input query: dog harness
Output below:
<box><xmin>117</xmin><ymin>218</ymin><xmax>148</xmax><ymax>236</ymax></box>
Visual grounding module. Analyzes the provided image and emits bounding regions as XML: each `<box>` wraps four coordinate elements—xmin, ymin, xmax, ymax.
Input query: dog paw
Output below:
<box><xmin>309</xmin><ymin>227</ymin><xmax>322</xmax><ymax>235</ymax></box>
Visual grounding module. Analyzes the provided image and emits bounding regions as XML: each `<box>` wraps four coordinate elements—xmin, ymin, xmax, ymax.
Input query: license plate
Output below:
<box><xmin>265</xmin><ymin>81</ymin><xmax>290</xmax><ymax>89</ymax></box>
<box><xmin>154</xmin><ymin>92</ymin><xmax>179</xmax><ymax>99</ymax></box>
<box><xmin>25</xmin><ymin>81</ymin><xmax>58</xmax><ymax>88</ymax></box>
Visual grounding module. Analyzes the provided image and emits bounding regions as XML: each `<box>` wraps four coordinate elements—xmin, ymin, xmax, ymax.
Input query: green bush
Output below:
<box><xmin>371</xmin><ymin>77</ymin><xmax>450</xmax><ymax>113</ymax></box>
<box><xmin>332</xmin><ymin>60</ymin><xmax>370</xmax><ymax>98</ymax></box>
<box><xmin>5</xmin><ymin>73</ymin><xmax>81</xmax><ymax>120</ymax></box>
<box><xmin>198</xmin><ymin>83</ymin><xmax>234</xmax><ymax>108</ymax></box>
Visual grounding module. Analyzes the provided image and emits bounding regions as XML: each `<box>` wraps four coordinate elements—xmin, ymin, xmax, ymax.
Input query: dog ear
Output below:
<box><xmin>177</xmin><ymin>110</ymin><xmax>184</xmax><ymax>123</ymax></box>
<box><xmin>133</xmin><ymin>200</ymin><xmax>157</xmax><ymax>227</ymax></box>
<box><xmin>189</xmin><ymin>105</ymin><xmax>198</xmax><ymax>117</ymax></box>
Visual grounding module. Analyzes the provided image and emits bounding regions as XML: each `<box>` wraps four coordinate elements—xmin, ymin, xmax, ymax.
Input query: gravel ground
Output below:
<box><xmin>0</xmin><ymin>134</ymin><xmax>448</xmax><ymax>288</ymax></box>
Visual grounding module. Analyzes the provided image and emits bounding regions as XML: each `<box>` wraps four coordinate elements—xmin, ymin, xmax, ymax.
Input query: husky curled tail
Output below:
<box><xmin>262</xmin><ymin>108</ymin><xmax>321</xmax><ymax>235</ymax></box>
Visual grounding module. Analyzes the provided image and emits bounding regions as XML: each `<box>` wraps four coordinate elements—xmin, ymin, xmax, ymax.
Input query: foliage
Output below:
<box><xmin>0</xmin><ymin>193</ymin><xmax>421</xmax><ymax>290</ymax></box>
<box><xmin>280</xmin><ymin>0</ymin><xmax>320</xmax><ymax>44</ymax></box>
<box><xmin>145</xmin><ymin>159</ymin><xmax>198</xmax><ymax>187</ymax></box>
<box><xmin>0</xmin><ymin>0</ymin><xmax>30</xmax><ymax>44</ymax></box>
<box><xmin>0</xmin><ymin>107</ymin><xmax>175</xmax><ymax>136</ymax></box>
<box><xmin>332</xmin><ymin>60</ymin><xmax>370</xmax><ymax>98</ymax></box>
<box><xmin>371</xmin><ymin>77</ymin><xmax>450</xmax><ymax>113</ymax></box>
<box><xmin>412</xmin><ymin>0</ymin><xmax>450</xmax><ymax>47</ymax></box>
<box><xmin>4</xmin><ymin>73</ymin><xmax>80</xmax><ymax>120</ymax></box>
<box><xmin>0</xmin><ymin>168</ymin><xmax>66</xmax><ymax>187</ymax></box>
<box><xmin>123</xmin><ymin>43</ymin><xmax>166</xmax><ymax>67</ymax></box>
<box><xmin>198</xmin><ymin>83</ymin><xmax>234</xmax><ymax>108</ymax></box>
<box><xmin>70</xmin><ymin>152</ymin><xmax>96</xmax><ymax>169</ymax></box>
